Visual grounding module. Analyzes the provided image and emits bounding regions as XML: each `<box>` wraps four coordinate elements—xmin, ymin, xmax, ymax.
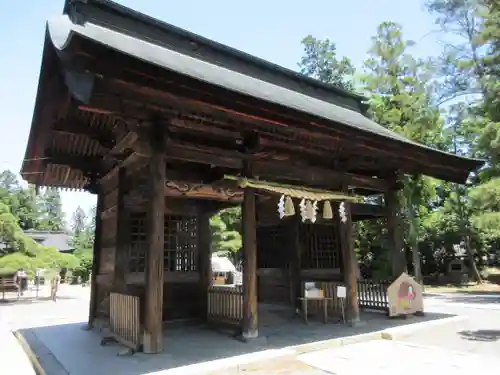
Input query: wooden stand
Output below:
<box><xmin>298</xmin><ymin>297</ymin><xmax>332</xmax><ymax>324</ymax></box>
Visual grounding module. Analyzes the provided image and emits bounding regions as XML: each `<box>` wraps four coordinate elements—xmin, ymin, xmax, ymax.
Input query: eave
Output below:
<box><xmin>20</xmin><ymin>2</ymin><xmax>484</xmax><ymax>190</ymax></box>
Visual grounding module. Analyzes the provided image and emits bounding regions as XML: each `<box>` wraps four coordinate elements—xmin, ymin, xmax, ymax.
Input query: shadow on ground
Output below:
<box><xmin>0</xmin><ymin>296</ymin><xmax>78</xmax><ymax>305</ymax></box>
<box><xmin>458</xmin><ymin>329</ymin><xmax>500</xmax><ymax>342</ymax></box>
<box><xmin>425</xmin><ymin>290</ymin><xmax>500</xmax><ymax>305</ymax></box>
<box><xmin>18</xmin><ymin>306</ymin><xmax>459</xmax><ymax>375</ymax></box>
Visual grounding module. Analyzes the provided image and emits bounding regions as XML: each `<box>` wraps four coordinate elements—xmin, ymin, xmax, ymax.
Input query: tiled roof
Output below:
<box><xmin>23</xmin><ymin>230</ymin><xmax>74</xmax><ymax>252</ymax></box>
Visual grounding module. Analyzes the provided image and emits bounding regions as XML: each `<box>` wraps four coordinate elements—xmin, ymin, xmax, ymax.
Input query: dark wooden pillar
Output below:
<box><xmin>286</xmin><ymin>216</ymin><xmax>301</xmax><ymax>310</ymax></box>
<box><xmin>198</xmin><ymin>204</ymin><xmax>212</xmax><ymax>320</ymax></box>
<box><xmin>241</xmin><ymin>161</ymin><xmax>258</xmax><ymax>340</ymax></box>
<box><xmin>143</xmin><ymin>121</ymin><xmax>166</xmax><ymax>354</ymax></box>
<box><xmin>339</xmin><ymin>190</ymin><xmax>360</xmax><ymax>324</ymax></box>
<box><xmin>113</xmin><ymin>168</ymin><xmax>129</xmax><ymax>293</ymax></box>
<box><xmin>384</xmin><ymin>189</ymin><xmax>406</xmax><ymax>278</ymax></box>
<box><xmin>87</xmin><ymin>190</ymin><xmax>103</xmax><ymax>328</ymax></box>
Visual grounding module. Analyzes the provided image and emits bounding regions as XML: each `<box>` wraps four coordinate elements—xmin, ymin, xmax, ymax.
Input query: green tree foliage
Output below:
<box><xmin>0</xmin><ymin>171</ymin><xmax>81</xmax><ymax>275</ymax></box>
<box><xmin>361</xmin><ymin>21</ymin><xmax>446</xmax><ymax>281</ymax></box>
<box><xmin>298</xmin><ymin>2</ymin><xmax>500</xmax><ymax>281</ymax></box>
<box><xmin>71</xmin><ymin>205</ymin><xmax>96</xmax><ymax>281</ymax></box>
<box><xmin>298</xmin><ymin>35</ymin><xmax>355</xmax><ymax>91</ymax></box>
<box><xmin>210</xmin><ymin>207</ymin><xmax>242</xmax><ymax>255</ymax></box>
<box><xmin>37</xmin><ymin>189</ymin><xmax>64</xmax><ymax>231</ymax></box>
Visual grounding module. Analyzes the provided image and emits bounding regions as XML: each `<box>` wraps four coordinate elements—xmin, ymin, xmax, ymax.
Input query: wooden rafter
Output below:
<box><xmin>52</xmin><ymin>117</ymin><xmax>115</xmax><ymax>149</ymax></box>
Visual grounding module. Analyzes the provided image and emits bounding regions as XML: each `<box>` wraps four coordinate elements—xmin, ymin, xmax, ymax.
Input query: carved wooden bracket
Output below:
<box><xmin>127</xmin><ymin>179</ymin><xmax>243</xmax><ymax>204</ymax></box>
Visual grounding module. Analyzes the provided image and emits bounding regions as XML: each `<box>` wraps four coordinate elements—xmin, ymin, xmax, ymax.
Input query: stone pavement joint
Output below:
<box><xmin>380</xmin><ymin>315</ymin><xmax>468</xmax><ymax>341</ymax></box>
<box><xmin>18</xmin><ymin>328</ymin><xmax>69</xmax><ymax>375</ymax></box>
<box><xmin>0</xmin><ymin>322</ymin><xmax>37</xmax><ymax>375</ymax></box>
<box><xmin>14</xmin><ymin>330</ymin><xmax>46</xmax><ymax>375</ymax></box>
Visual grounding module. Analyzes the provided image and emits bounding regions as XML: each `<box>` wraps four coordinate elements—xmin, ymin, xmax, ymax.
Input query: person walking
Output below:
<box><xmin>50</xmin><ymin>271</ymin><xmax>61</xmax><ymax>302</ymax></box>
<box><xmin>16</xmin><ymin>269</ymin><xmax>27</xmax><ymax>296</ymax></box>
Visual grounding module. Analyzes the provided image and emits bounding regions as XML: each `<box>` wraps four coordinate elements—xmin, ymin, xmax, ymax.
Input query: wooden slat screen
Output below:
<box><xmin>109</xmin><ymin>292</ymin><xmax>141</xmax><ymax>351</ymax></box>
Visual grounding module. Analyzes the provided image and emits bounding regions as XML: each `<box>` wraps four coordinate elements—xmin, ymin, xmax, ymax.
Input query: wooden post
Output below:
<box><xmin>113</xmin><ymin>168</ymin><xmax>129</xmax><ymax>293</ymax></box>
<box><xmin>385</xmin><ymin>189</ymin><xmax>406</xmax><ymax>278</ymax></box>
<box><xmin>338</xmin><ymin>188</ymin><xmax>360</xmax><ymax>325</ymax></box>
<box><xmin>198</xmin><ymin>204</ymin><xmax>212</xmax><ymax>320</ymax></box>
<box><xmin>87</xmin><ymin>191</ymin><xmax>103</xmax><ymax>328</ymax></box>
<box><xmin>143</xmin><ymin>121</ymin><xmax>166</xmax><ymax>354</ymax></box>
<box><xmin>286</xmin><ymin>216</ymin><xmax>301</xmax><ymax>310</ymax></box>
<box><xmin>241</xmin><ymin>161</ymin><xmax>258</xmax><ymax>340</ymax></box>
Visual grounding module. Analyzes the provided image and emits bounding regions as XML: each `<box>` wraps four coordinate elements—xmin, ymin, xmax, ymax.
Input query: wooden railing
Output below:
<box><xmin>357</xmin><ymin>279</ymin><xmax>390</xmax><ymax>312</ymax></box>
<box><xmin>109</xmin><ymin>292</ymin><xmax>141</xmax><ymax>351</ymax></box>
<box><xmin>207</xmin><ymin>285</ymin><xmax>243</xmax><ymax>327</ymax></box>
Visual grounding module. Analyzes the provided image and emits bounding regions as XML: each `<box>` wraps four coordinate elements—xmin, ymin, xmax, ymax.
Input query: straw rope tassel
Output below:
<box><xmin>323</xmin><ymin>200</ymin><xmax>333</xmax><ymax>219</ymax></box>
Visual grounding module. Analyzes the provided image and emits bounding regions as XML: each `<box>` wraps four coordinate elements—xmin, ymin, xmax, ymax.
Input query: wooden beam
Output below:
<box><xmin>113</xmin><ymin>168</ymin><xmax>128</xmax><ymax>293</ymax></box>
<box><xmin>197</xmin><ymin>203</ymin><xmax>212</xmax><ymax>321</ymax></box>
<box><xmin>133</xmin><ymin>139</ymin><xmax>390</xmax><ymax>192</ymax></box>
<box><xmin>128</xmin><ymin>180</ymin><xmax>243</xmax><ymax>204</ymax></box>
<box><xmin>100</xmin><ymin>152</ymin><xmax>147</xmax><ymax>185</ymax></box>
<box><xmin>143</xmin><ymin>119</ymin><xmax>166</xmax><ymax>354</ymax></box>
<box><xmin>338</xmin><ymin>188</ymin><xmax>360</xmax><ymax>325</ymax></box>
<box><xmin>108</xmin><ymin>131</ymin><xmax>139</xmax><ymax>156</ymax></box>
<box><xmin>351</xmin><ymin>203</ymin><xmax>385</xmax><ymax>218</ymax></box>
<box><xmin>241</xmin><ymin>160</ymin><xmax>258</xmax><ymax>340</ymax></box>
<box><xmin>253</xmin><ymin>160</ymin><xmax>390</xmax><ymax>192</ymax></box>
<box><xmin>165</xmin><ymin>180</ymin><xmax>242</xmax><ymax>202</ymax></box>
<box><xmin>285</xmin><ymin>216</ymin><xmax>301</xmax><ymax>309</ymax></box>
<box><xmin>87</xmin><ymin>190</ymin><xmax>103</xmax><ymax>328</ymax></box>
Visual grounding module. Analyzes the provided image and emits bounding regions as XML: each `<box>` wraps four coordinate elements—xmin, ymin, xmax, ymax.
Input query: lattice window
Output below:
<box><xmin>257</xmin><ymin>225</ymin><xmax>284</xmax><ymax>268</ymax></box>
<box><xmin>128</xmin><ymin>213</ymin><xmax>198</xmax><ymax>273</ymax></box>
<box><xmin>164</xmin><ymin>215</ymin><xmax>198</xmax><ymax>272</ymax></box>
<box><xmin>300</xmin><ymin>224</ymin><xmax>340</xmax><ymax>269</ymax></box>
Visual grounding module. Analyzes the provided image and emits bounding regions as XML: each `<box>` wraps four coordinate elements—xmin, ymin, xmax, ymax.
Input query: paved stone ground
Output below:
<box><xmin>401</xmin><ymin>298</ymin><xmax>500</xmax><ymax>357</ymax></box>
<box><xmin>2</xmin><ymin>286</ymin><xmax>499</xmax><ymax>375</ymax></box>
<box><xmin>297</xmin><ymin>340</ymin><xmax>500</xmax><ymax>375</ymax></box>
<box><xmin>211</xmin><ymin>293</ymin><xmax>500</xmax><ymax>374</ymax></box>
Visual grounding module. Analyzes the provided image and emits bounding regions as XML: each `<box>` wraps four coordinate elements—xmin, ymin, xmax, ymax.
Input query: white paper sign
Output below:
<box><xmin>304</xmin><ymin>282</ymin><xmax>316</xmax><ymax>290</ymax></box>
<box><xmin>336</xmin><ymin>285</ymin><xmax>347</xmax><ymax>298</ymax></box>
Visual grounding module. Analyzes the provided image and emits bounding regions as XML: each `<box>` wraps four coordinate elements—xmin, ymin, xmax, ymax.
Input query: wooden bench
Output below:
<box><xmin>0</xmin><ymin>275</ymin><xmax>20</xmax><ymax>300</ymax></box>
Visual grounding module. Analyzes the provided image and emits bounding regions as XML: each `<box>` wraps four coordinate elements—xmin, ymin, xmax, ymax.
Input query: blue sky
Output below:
<box><xmin>0</xmin><ymin>0</ymin><xmax>442</xmax><ymax>223</ymax></box>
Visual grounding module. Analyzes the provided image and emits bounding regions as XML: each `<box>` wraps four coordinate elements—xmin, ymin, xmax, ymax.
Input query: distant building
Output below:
<box><xmin>23</xmin><ymin>230</ymin><xmax>75</xmax><ymax>253</ymax></box>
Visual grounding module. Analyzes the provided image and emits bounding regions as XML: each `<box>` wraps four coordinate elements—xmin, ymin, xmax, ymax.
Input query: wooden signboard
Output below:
<box><xmin>387</xmin><ymin>272</ymin><xmax>424</xmax><ymax>317</ymax></box>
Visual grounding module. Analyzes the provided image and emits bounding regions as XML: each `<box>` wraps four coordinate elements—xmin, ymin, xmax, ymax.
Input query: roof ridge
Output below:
<box><xmin>64</xmin><ymin>0</ymin><xmax>367</xmax><ymax>107</ymax></box>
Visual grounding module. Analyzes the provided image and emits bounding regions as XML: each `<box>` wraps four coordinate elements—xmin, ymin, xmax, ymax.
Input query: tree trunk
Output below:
<box><xmin>465</xmin><ymin>233</ymin><xmax>482</xmax><ymax>283</ymax></box>
<box><xmin>407</xmin><ymin>199</ymin><xmax>422</xmax><ymax>284</ymax></box>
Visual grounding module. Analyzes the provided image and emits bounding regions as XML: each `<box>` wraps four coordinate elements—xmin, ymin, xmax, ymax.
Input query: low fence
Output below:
<box><xmin>207</xmin><ymin>285</ymin><xmax>243</xmax><ymax>327</ymax></box>
<box><xmin>357</xmin><ymin>279</ymin><xmax>390</xmax><ymax>311</ymax></box>
<box><xmin>109</xmin><ymin>292</ymin><xmax>141</xmax><ymax>351</ymax></box>
<box><xmin>302</xmin><ymin>279</ymin><xmax>390</xmax><ymax>316</ymax></box>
